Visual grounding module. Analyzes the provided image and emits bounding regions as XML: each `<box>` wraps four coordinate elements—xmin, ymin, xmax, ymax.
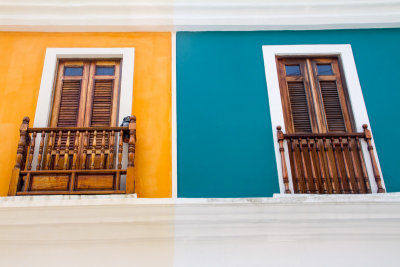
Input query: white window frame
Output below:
<box><xmin>262</xmin><ymin>44</ymin><xmax>385</xmax><ymax>194</ymax></box>
<box><xmin>31</xmin><ymin>48</ymin><xmax>135</xmax><ymax>173</ymax></box>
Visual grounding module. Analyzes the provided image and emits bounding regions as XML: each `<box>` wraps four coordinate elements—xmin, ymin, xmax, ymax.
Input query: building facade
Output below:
<box><xmin>1</xmin><ymin>0</ymin><xmax>400</xmax><ymax>266</ymax></box>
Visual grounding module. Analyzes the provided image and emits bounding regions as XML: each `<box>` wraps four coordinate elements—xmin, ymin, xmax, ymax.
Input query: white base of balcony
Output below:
<box><xmin>1</xmin><ymin>193</ymin><xmax>400</xmax><ymax>266</ymax></box>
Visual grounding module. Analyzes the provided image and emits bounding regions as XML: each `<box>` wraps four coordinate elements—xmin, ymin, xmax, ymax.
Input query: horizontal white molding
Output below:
<box><xmin>0</xmin><ymin>0</ymin><xmax>400</xmax><ymax>31</ymax></box>
<box><xmin>1</xmin><ymin>194</ymin><xmax>400</xmax><ymax>241</ymax></box>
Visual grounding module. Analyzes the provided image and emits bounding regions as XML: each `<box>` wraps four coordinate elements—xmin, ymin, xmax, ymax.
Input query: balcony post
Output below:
<box><xmin>277</xmin><ymin>126</ymin><xmax>291</xmax><ymax>194</ymax></box>
<box><xmin>363</xmin><ymin>124</ymin><xmax>385</xmax><ymax>193</ymax></box>
<box><xmin>126</xmin><ymin>116</ymin><xmax>137</xmax><ymax>194</ymax></box>
<box><xmin>8</xmin><ymin>117</ymin><xmax>30</xmax><ymax>196</ymax></box>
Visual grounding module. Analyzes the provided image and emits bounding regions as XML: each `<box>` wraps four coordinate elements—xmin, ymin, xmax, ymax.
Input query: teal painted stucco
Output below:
<box><xmin>177</xmin><ymin>29</ymin><xmax>400</xmax><ymax>197</ymax></box>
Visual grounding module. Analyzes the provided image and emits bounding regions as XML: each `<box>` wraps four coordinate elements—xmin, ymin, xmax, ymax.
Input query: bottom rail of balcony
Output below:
<box><xmin>16</xmin><ymin>169</ymin><xmax>127</xmax><ymax>195</ymax></box>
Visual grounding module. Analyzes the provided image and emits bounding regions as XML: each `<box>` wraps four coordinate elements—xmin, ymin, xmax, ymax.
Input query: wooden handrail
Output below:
<box><xmin>8</xmin><ymin>116</ymin><xmax>137</xmax><ymax>196</ymax></box>
<box><xmin>277</xmin><ymin>125</ymin><xmax>385</xmax><ymax>194</ymax></box>
<box><xmin>28</xmin><ymin>126</ymin><xmax>128</xmax><ymax>132</ymax></box>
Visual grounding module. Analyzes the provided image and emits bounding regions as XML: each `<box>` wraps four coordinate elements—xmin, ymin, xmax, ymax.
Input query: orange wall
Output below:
<box><xmin>0</xmin><ymin>32</ymin><xmax>171</xmax><ymax>197</ymax></box>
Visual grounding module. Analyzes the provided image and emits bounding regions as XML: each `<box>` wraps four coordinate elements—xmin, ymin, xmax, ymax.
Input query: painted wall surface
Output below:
<box><xmin>0</xmin><ymin>32</ymin><xmax>171</xmax><ymax>197</ymax></box>
<box><xmin>177</xmin><ymin>29</ymin><xmax>400</xmax><ymax>197</ymax></box>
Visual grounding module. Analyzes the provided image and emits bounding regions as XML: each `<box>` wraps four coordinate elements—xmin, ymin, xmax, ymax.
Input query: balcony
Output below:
<box><xmin>8</xmin><ymin>116</ymin><xmax>136</xmax><ymax>196</ymax></box>
<box><xmin>276</xmin><ymin>125</ymin><xmax>385</xmax><ymax>194</ymax></box>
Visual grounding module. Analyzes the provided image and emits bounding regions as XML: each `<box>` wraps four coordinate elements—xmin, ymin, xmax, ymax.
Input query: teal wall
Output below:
<box><xmin>177</xmin><ymin>29</ymin><xmax>400</xmax><ymax>197</ymax></box>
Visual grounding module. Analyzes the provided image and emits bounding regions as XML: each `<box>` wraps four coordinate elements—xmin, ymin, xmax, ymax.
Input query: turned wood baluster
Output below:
<box><xmin>323</xmin><ymin>138</ymin><xmax>336</xmax><ymax>193</ymax></box>
<box><xmin>26</xmin><ymin>131</ymin><xmax>37</xmax><ymax>171</ymax></box>
<box><xmin>45</xmin><ymin>131</ymin><xmax>54</xmax><ymax>170</ymax></box>
<box><xmin>363</xmin><ymin>124</ymin><xmax>385</xmax><ymax>193</ymax></box>
<box><xmin>277</xmin><ymin>126</ymin><xmax>291</xmax><ymax>193</ymax></box>
<box><xmin>81</xmin><ymin>131</ymin><xmax>88</xmax><ymax>169</ymax></box>
<box><xmin>315</xmin><ymin>138</ymin><xmax>328</xmax><ymax>194</ymax></box>
<box><xmin>63</xmin><ymin>131</ymin><xmax>71</xmax><ymax>170</ymax></box>
<box><xmin>307</xmin><ymin>138</ymin><xmax>319</xmax><ymax>193</ymax></box>
<box><xmin>108</xmin><ymin>131</ymin><xmax>115</xmax><ymax>169</ymax></box>
<box><xmin>37</xmin><ymin>131</ymin><xmax>45</xmax><ymax>170</ymax></box>
<box><xmin>90</xmin><ymin>130</ymin><xmax>97</xmax><ymax>169</ymax></box>
<box><xmin>100</xmin><ymin>130</ymin><xmax>106</xmax><ymax>169</ymax></box>
<box><xmin>9</xmin><ymin>117</ymin><xmax>30</xmax><ymax>196</ymax></box>
<box><xmin>118</xmin><ymin>130</ymin><xmax>123</xmax><ymax>169</ymax></box>
<box><xmin>298</xmin><ymin>138</ymin><xmax>310</xmax><ymax>193</ymax></box>
<box><xmin>348</xmin><ymin>137</ymin><xmax>361</xmax><ymax>193</ymax></box>
<box><xmin>355</xmin><ymin>136</ymin><xmax>372</xmax><ymax>193</ymax></box>
<box><xmin>126</xmin><ymin>116</ymin><xmax>137</xmax><ymax>194</ymax></box>
<box><xmin>72</xmin><ymin>131</ymin><xmax>79</xmax><ymax>170</ymax></box>
<box><xmin>290</xmin><ymin>138</ymin><xmax>301</xmax><ymax>193</ymax></box>
<box><xmin>54</xmin><ymin>130</ymin><xmax>62</xmax><ymax>170</ymax></box>
<box><xmin>339</xmin><ymin>137</ymin><xmax>353</xmax><ymax>193</ymax></box>
<box><xmin>331</xmin><ymin>137</ymin><xmax>345</xmax><ymax>193</ymax></box>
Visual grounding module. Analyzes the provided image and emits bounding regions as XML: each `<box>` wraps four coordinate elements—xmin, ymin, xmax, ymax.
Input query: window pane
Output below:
<box><xmin>96</xmin><ymin>66</ymin><xmax>115</xmax><ymax>76</ymax></box>
<box><xmin>64</xmin><ymin>67</ymin><xmax>83</xmax><ymax>76</ymax></box>
<box><xmin>317</xmin><ymin>64</ymin><xmax>333</xmax><ymax>75</ymax></box>
<box><xmin>285</xmin><ymin>65</ymin><xmax>301</xmax><ymax>76</ymax></box>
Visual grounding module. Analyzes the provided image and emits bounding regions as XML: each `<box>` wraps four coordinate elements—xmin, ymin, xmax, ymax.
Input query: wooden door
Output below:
<box><xmin>277</xmin><ymin>57</ymin><xmax>368</xmax><ymax>193</ymax></box>
<box><xmin>46</xmin><ymin>59</ymin><xmax>121</xmax><ymax>170</ymax></box>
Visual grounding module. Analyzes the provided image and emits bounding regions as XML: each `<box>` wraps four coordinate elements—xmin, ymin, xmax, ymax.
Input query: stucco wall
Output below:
<box><xmin>177</xmin><ymin>29</ymin><xmax>400</xmax><ymax>197</ymax></box>
<box><xmin>0</xmin><ymin>32</ymin><xmax>172</xmax><ymax>197</ymax></box>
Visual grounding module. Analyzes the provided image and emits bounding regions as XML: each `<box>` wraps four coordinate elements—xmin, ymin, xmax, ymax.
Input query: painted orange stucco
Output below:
<box><xmin>0</xmin><ymin>32</ymin><xmax>171</xmax><ymax>197</ymax></box>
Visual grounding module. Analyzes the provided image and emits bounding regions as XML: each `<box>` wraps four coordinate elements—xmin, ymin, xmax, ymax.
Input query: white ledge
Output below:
<box><xmin>0</xmin><ymin>0</ymin><xmax>399</xmax><ymax>31</ymax></box>
<box><xmin>2</xmin><ymin>192</ymin><xmax>400</xmax><ymax>208</ymax></box>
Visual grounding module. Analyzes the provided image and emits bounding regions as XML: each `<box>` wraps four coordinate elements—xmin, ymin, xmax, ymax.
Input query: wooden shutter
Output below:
<box><xmin>57</xmin><ymin>80</ymin><xmax>82</xmax><ymax>127</ymax></box>
<box><xmin>277</xmin><ymin>58</ymin><xmax>317</xmax><ymax>133</ymax></box>
<box><xmin>277</xmin><ymin>57</ymin><xmax>354</xmax><ymax>134</ymax></box>
<box><xmin>50</xmin><ymin>61</ymin><xmax>89</xmax><ymax>128</ymax></box>
<box><xmin>311</xmin><ymin>58</ymin><xmax>353</xmax><ymax>133</ymax></box>
<box><xmin>51</xmin><ymin>60</ymin><xmax>121</xmax><ymax>128</ymax></box>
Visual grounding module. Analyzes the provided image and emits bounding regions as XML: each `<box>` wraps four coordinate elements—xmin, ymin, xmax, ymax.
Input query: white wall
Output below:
<box><xmin>1</xmin><ymin>195</ymin><xmax>400</xmax><ymax>266</ymax></box>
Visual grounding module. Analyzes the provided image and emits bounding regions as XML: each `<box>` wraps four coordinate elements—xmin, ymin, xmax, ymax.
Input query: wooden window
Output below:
<box><xmin>50</xmin><ymin>60</ymin><xmax>121</xmax><ymax>128</ymax></box>
<box><xmin>277</xmin><ymin>57</ymin><xmax>354</xmax><ymax>134</ymax></box>
<box><xmin>48</xmin><ymin>59</ymin><xmax>121</xmax><ymax>169</ymax></box>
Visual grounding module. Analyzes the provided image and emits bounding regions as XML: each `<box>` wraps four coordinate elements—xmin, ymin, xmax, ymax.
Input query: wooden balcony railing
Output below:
<box><xmin>276</xmin><ymin>125</ymin><xmax>385</xmax><ymax>194</ymax></box>
<box><xmin>8</xmin><ymin>116</ymin><xmax>136</xmax><ymax>196</ymax></box>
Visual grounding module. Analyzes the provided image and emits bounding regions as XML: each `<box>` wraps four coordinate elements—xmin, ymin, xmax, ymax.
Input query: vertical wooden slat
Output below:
<box><xmin>356</xmin><ymin>137</ymin><xmax>372</xmax><ymax>193</ymax></box>
<box><xmin>339</xmin><ymin>137</ymin><xmax>354</xmax><ymax>194</ymax></box>
<box><xmin>331</xmin><ymin>137</ymin><xmax>345</xmax><ymax>193</ymax></box>
<box><xmin>108</xmin><ymin>130</ymin><xmax>115</xmax><ymax>169</ymax></box>
<box><xmin>290</xmin><ymin>138</ymin><xmax>301</xmax><ymax>193</ymax></box>
<box><xmin>118</xmin><ymin>130</ymin><xmax>123</xmax><ymax>170</ymax></box>
<box><xmin>45</xmin><ymin>131</ymin><xmax>54</xmax><ymax>170</ymax></box>
<box><xmin>37</xmin><ymin>131</ymin><xmax>46</xmax><ymax>170</ymax></box>
<box><xmin>277</xmin><ymin>126</ymin><xmax>291</xmax><ymax>193</ymax></box>
<box><xmin>90</xmin><ymin>130</ymin><xmax>97</xmax><ymax>169</ymax></box>
<box><xmin>27</xmin><ymin>131</ymin><xmax>37</xmax><ymax>171</ymax></box>
<box><xmin>315</xmin><ymin>138</ymin><xmax>328</xmax><ymax>193</ymax></box>
<box><xmin>323</xmin><ymin>138</ymin><xmax>336</xmax><ymax>193</ymax></box>
<box><xmin>348</xmin><ymin>137</ymin><xmax>361</xmax><ymax>193</ymax></box>
<box><xmin>81</xmin><ymin>130</ymin><xmax>88</xmax><ymax>169</ymax></box>
<box><xmin>307</xmin><ymin>138</ymin><xmax>319</xmax><ymax>193</ymax></box>
<box><xmin>54</xmin><ymin>130</ymin><xmax>62</xmax><ymax>170</ymax></box>
<box><xmin>100</xmin><ymin>130</ymin><xmax>106</xmax><ymax>169</ymax></box>
<box><xmin>72</xmin><ymin>131</ymin><xmax>79</xmax><ymax>170</ymax></box>
<box><xmin>339</xmin><ymin>137</ymin><xmax>353</xmax><ymax>193</ymax></box>
<box><xmin>63</xmin><ymin>131</ymin><xmax>71</xmax><ymax>170</ymax></box>
<box><xmin>363</xmin><ymin>124</ymin><xmax>385</xmax><ymax>193</ymax></box>
<box><xmin>298</xmin><ymin>138</ymin><xmax>310</xmax><ymax>193</ymax></box>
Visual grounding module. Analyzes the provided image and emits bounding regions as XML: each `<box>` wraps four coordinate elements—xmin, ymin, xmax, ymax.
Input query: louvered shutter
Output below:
<box><xmin>57</xmin><ymin>80</ymin><xmax>82</xmax><ymax>127</ymax></box>
<box><xmin>319</xmin><ymin>81</ymin><xmax>346</xmax><ymax>132</ymax></box>
<box><xmin>277</xmin><ymin>58</ymin><xmax>315</xmax><ymax>133</ymax></box>
<box><xmin>287</xmin><ymin>81</ymin><xmax>313</xmax><ymax>133</ymax></box>
<box><xmin>90</xmin><ymin>80</ymin><xmax>114</xmax><ymax>126</ymax></box>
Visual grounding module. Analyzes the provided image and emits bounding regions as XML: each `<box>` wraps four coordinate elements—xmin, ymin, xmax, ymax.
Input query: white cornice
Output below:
<box><xmin>0</xmin><ymin>0</ymin><xmax>399</xmax><ymax>31</ymax></box>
